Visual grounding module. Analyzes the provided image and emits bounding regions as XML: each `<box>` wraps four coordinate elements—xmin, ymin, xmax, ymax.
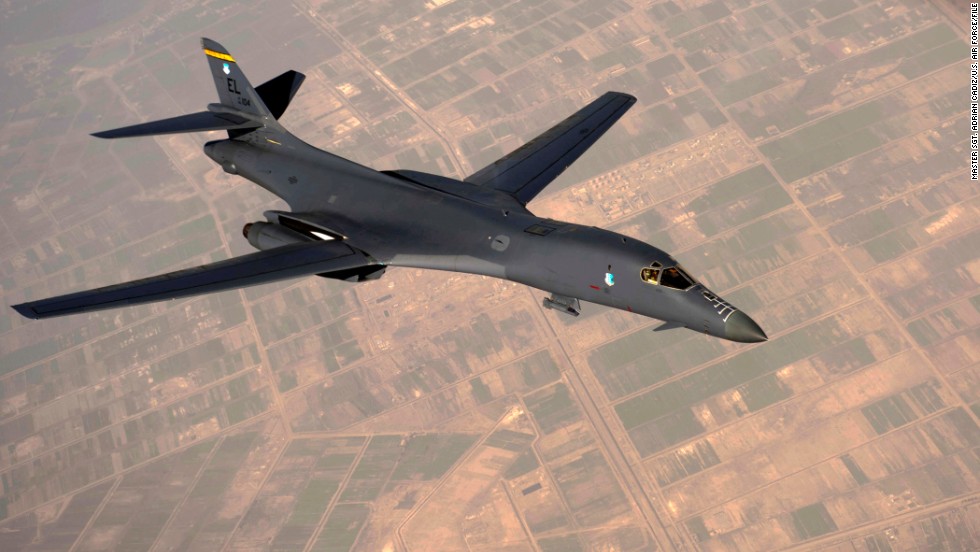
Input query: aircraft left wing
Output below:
<box><xmin>465</xmin><ymin>91</ymin><xmax>636</xmax><ymax>206</ymax></box>
<box><xmin>11</xmin><ymin>241</ymin><xmax>376</xmax><ymax>319</ymax></box>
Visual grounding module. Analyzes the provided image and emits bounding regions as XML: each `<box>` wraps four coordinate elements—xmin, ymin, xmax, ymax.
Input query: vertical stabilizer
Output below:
<box><xmin>201</xmin><ymin>37</ymin><xmax>271</xmax><ymax>118</ymax></box>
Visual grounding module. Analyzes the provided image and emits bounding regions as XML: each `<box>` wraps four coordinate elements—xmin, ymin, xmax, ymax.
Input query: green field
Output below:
<box><xmin>840</xmin><ymin>454</ymin><xmax>870</xmax><ymax>485</ymax></box>
<box><xmin>792</xmin><ymin>502</ymin><xmax>838</xmax><ymax>540</ymax></box>
<box><xmin>339</xmin><ymin>435</ymin><xmax>403</xmax><ymax>502</ymax></box>
<box><xmin>616</xmin><ymin>315</ymin><xmax>853</xmax><ymax>430</ymax></box>
<box><xmin>687</xmin><ymin>165</ymin><xmax>791</xmax><ymax>236</ymax></box>
<box><xmin>738</xmin><ymin>373</ymin><xmax>793</xmax><ymax>413</ymax></box>
<box><xmin>628</xmin><ymin>408</ymin><xmax>705</xmax><ymax>456</ymax></box>
<box><xmin>862</xmin><ymin>394</ymin><xmax>918</xmax><ymax>435</ymax></box>
<box><xmin>589</xmin><ymin>328</ymin><xmax>665</xmax><ymax>374</ymax></box>
<box><xmin>688</xmin><ymin>165</ymin><xmax>779</xmax><ymax>212</ymax></box>
<box><xmin>187</xmin><ymin>433</ymin><xmax>256</xmax><ymax>499</ymax></box>
<box><xmin>286</xmin><ymin>480</ymin><xmax>340</xmax><ymax>527</ymax></box>
<box><xmin>539</xmin><ymin>535</ymin><xmax>584</xmax><ymax>552</ymax></box>
<box><xmin>469</xmin><ymin>377</ymin><xmax>493</xmax><ymax>403</ymax></box>
<box><xmin>651</xmin><ymin>439</ymin><xmax>721</xmax><ymax>486</ymax></box>
<box><xmin>504</xmin><ymin>450</ymin><xmax>540</xmax><ymax>480</ymax></box>
<box><xmin>525</xmin><ymin>383</ymin><xmax>582</xmax><ymax>434</ymax></box>
<box><xmin>311</xmin><ymin>504</ymin><xmax>370</xmax><ymax>552</ymax></box>
<box><xmin>553</xmin><ymin>450</ymin><xmax>630</xmax><ymax>526</ymax></box>
<box><xmin>485</xmin><ymin>429</ymin><xmax>536</xmax><ymax>452</ymax></box>
<box><xmin>754</xmin><ymin>24</ymin><xmax>963</xmax><ymax>182</ymax></box>
<box><xmin>389</xmin><ymin>433</ymin><xmax>477</xmax><ymax>481</ymax></box>
<box><xmin>760</xmin><ymin>100</ymin><xmax>885</xmax><ymax>157</ymax></box>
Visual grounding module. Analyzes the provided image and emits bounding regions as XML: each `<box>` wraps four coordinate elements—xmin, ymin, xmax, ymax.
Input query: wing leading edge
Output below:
<box><xmin>465</xmin><ymin>91</ymin><xmax>636</xmax><ymax>206</ymax></box>
<box><xmin>12</xmin><ymin>241</ymin><xmax>376</xmax><ymax>319</ymax></box>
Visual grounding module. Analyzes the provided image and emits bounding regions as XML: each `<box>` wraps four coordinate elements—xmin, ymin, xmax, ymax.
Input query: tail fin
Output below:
<box><xmin>201</xmin><ymin>37</ymin><xmax>272</xmax><ymax>117</ymax></box>
<box><xmin>93</xmin><ymin>38</ymin><xmax>303</xmax><ymax>139</ymax></box>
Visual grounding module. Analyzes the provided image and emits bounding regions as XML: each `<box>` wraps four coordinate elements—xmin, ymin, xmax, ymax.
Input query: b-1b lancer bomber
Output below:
<box><xmin>12</xmin><ymin>38</ymin><xmax>766</xmax><ymax>343</ymax></box>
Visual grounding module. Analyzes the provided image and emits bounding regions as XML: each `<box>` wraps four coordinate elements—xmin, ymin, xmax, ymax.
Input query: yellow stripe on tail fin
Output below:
<box><xmin>203</xmin><ymin>48</ymin><xmax>235</xmax><ymax>63</ymax></box>
<box><xmin>201</xmin><ymin>37</ymin><xmax>271</xmax><ymax>118</ymax></box>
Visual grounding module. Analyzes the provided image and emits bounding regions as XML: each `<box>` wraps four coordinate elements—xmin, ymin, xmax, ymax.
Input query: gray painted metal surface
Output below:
<box><xmin>12</xmin><ymin>38</ymin><xmax>766</xmax><ymax>344</ymax></box>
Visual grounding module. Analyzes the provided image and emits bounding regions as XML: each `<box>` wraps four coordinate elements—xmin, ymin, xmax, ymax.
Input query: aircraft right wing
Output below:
<box><xmin>11</xmin><ymin>241</ymin><xmax>377</xmax><ymax>319</ymax></box>
<box><xmin>465</xmin><ymin>91</ymin><xmax>636</xmax><ymax>206</ymax></box>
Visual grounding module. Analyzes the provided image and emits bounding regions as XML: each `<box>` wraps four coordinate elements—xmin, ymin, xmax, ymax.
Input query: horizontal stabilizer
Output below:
<box><xmin>11</xmin><ymin>241</ymin><xmax>375</xmax><ymax>319</ymax></box>
<box><xmin>91</xmin><ymin>111</ymin><xmax>262</xmax><ymax>139</ymax></box>
<box><xmin>256</xmin><ymin>70</ymin><xmax>305</xmax><ymax>120</ymax></box>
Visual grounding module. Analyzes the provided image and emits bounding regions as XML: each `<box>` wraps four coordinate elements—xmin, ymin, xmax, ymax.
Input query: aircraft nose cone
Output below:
<box><xmin>724</xmin><ymin>311</ymin><xmax>767</xmax><ymax>343</ymax></box>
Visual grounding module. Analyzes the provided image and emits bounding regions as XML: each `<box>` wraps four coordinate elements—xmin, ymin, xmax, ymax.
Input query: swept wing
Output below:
<box><xmin>465</xmin><ymin>92</ymin><xmax>636</xmax><ymax>206</ymax></box>
<box><xmin>12</xmin><ymin>241</ymin><xmax>376</xmax><ymax>319</ymax></box>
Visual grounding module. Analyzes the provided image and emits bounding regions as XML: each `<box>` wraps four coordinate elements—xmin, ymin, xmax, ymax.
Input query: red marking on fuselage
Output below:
<box><xmin>627</xmin><ymin>306</ymin><xmax>633</xmax><ymax>312</ymax></box>
<box><xmin>589</xmin><ymin>285</ymin><xmax>601</xmax><ymax>290</ymax></box>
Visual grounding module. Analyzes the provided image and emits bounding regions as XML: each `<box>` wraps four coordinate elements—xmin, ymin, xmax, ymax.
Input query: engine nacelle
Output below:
<box><xmin>243</xmin><ymin>222</ymin><xmax>313</xmax><ymax>251</ymax></box>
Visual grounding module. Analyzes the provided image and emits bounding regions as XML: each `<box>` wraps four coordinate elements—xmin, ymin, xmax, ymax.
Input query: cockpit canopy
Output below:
<box><xmin>640</xmin><ymin>261</ymin><xmax>697</xmax><ymax>291</ymax></box>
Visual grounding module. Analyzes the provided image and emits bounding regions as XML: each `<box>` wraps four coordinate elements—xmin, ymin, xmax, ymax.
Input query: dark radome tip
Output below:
<box><xmin>724</xmin><ymin>311</ymin><xmax>767</xmax><ymax>343</ymax></box>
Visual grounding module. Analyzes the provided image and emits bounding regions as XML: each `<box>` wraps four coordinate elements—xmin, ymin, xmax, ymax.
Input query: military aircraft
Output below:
<box><xmin>12</xmin><ymin>38</ymin><xmax>766</xmax><ymax>343</ymax></box>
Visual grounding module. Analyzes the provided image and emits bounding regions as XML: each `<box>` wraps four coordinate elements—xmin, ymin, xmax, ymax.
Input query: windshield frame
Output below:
<box><xmin>657</xmin><ymin>264</ymin><xmax>697</xmax><ymax>291</ymax></box>
<box><xmin>640</xmin><ymin>261</ymin><xmax>662</xmax><ymax>285</ymax></box>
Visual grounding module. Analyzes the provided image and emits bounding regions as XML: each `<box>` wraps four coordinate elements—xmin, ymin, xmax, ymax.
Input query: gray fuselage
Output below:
<box><xmin>204</xmin><ymin>126</ymin><xmax>766</xmax><ymax>343</ymax></box>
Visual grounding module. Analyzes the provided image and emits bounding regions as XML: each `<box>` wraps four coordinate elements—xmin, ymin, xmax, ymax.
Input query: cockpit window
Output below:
<box><xmin>640</xmin><ymin>260</ymin><xmax>698</xmax><ymax>290</ymax></box>
<box><xmin>660</xmin><ymin>265</ymin><xmax>696</xmax><ymax>290</ymax></box>
<box><xmin>640</xmin><ymin>262</ymin><xmax>662</xmax><ymax>285</ymax></box>
<box><xmin>641</xmin><ymin>267</ymin><xmax>660</xmax><ymax>284</ymax></box>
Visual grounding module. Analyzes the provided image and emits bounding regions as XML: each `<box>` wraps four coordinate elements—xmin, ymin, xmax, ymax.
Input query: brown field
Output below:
<box><xmin>1</xmin><ymin>0</ymin><xmax>977</xmax><ymax>550</ymax></box>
